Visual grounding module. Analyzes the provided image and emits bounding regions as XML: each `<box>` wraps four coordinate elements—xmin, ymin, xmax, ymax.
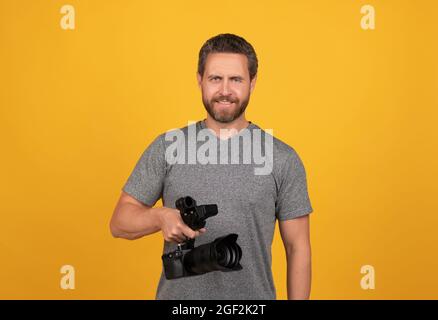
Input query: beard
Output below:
<box><xmin>202</xmin><ymin>92</ymin><xmax>250</xmax><ymax>123</ymax></box>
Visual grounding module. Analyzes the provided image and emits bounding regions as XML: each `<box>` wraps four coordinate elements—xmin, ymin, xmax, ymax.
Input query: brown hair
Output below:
<box><xmin>198</xmin><ymin>33</ymin><xmax>258</xmax><ymax>80</ymax></box>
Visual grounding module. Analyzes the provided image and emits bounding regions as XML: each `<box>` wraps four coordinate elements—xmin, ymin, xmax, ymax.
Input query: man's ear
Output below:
<box><xmin>197</xmin><ymin>72</ymin><xmax>202</xmax><ymax>89</ymax></box>
<box><xmin>250</xmin><ymin>74</ymin><xmax>257</xmax><ymax>93</ymax></box>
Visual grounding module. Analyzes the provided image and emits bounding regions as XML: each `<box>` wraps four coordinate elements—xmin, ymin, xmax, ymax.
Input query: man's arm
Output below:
<box><xmin>110</xmin><ymin>191</ymin><xmax>205</xmax><ymax>242</ymax></box>
<box><xmin>110</xmin><ymin>191</ymin><xmax>163</xmax><ymax>240</ymax></box>
<box><xmin>278</xmin><ymin>214</ymin><xmax>312</xmax><ymax>300</ymax></box>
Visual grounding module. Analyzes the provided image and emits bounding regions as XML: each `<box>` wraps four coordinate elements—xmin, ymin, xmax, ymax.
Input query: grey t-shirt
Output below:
<box><xmin>122</xmin><ymin>119</ymin><xmax>313</xmax><ymax>299</ymax></box>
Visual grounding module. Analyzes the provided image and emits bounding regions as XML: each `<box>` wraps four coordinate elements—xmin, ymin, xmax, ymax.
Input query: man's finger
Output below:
<box><xmin>181</xmin><ymin>226</ymin><xmax>197</xmax><ymax>239</ymax></box>
<box><xmin>174</xmin><ymin>236</ymin><xmax>186</xmax><ymax>243</ymax></box>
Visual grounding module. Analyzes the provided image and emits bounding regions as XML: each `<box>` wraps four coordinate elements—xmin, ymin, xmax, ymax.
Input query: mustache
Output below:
<box><xmin>213</xmin><ymin>96</ymin><xmax>238</xmax><ymax>103</ymax></box>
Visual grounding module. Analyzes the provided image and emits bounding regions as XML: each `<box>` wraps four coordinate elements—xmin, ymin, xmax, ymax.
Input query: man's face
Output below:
<box><xmin>197</xmin><ymin>53</ymin><xmax>256</xmax><ymax>123</ymax></box>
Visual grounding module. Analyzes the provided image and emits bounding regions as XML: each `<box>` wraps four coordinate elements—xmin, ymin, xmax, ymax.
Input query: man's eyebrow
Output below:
<box><xmin>207</xmin><ymin>74</ymin><xmax>244</xmax><ymax>79</ymax></box>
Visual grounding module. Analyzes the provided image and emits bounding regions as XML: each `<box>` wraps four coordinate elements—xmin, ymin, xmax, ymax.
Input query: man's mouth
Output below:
<box><xmin>215</xmin><ymin>100</ymin><xmax>235</xmax><ymax>106</ymax></box>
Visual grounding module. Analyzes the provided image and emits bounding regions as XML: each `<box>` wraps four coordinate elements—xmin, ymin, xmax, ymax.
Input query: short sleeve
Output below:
<box><xmin>122</xmin><ymin>134</ymin><xmax>167</xmax><ymax>206</ymax></box>
<box><xmin>275</xmin><ymin>150</ymin><xmax>313</xmax><ymax>220</ymax></box>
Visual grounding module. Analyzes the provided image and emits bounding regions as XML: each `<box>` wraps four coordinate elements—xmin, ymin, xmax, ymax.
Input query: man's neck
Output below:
<box><xmin>204</xmin><ymin>116</ymin><xmax>250</xmax><ymax>140</ymax></box>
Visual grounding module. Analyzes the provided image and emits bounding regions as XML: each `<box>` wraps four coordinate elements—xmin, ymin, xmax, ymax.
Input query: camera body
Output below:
<box><xmin>162</xmin><ymin>244</ymin><xmax>194</xmax><ymax>279</ymax></box>
<box><xmin>162</xmin><ymin>233</ymin><xmax>243</xmax><ymax>279</ymax></box>
<box><xmin>162</xmin><ymin>196</ymin><xmax>243</xmax><ymax>280</ymax></box>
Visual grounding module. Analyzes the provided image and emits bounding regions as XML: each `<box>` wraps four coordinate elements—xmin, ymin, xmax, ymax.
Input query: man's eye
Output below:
<box><xmin>233</xmin><ymin>78</ymin><xmax>242</xmax><ymax>82</ymax></box>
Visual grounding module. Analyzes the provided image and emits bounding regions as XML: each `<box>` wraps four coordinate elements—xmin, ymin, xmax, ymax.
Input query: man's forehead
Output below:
<box><xmin>204</xmin><ymin>53</ymin><xmax>249</xmax><ymax>75</ymax></box>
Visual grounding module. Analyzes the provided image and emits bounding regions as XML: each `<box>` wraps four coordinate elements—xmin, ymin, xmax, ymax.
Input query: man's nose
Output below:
<box><xmin>219</xmin><ymin>80</ymin><xmax>231</xmax><ymax>96</ymax></box>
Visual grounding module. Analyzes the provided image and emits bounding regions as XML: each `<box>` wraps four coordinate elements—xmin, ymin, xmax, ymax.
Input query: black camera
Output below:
<box><xmin>162</xmin><ymin>196</ymin><xmax>243</xmax><ymax>280</ymax></box>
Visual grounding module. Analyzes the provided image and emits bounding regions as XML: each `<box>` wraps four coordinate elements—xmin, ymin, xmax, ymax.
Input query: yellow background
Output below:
<box><xmin>1</xmin><ymin>0</ymin><xmax>437</xmax><ymax>299</ymax></box>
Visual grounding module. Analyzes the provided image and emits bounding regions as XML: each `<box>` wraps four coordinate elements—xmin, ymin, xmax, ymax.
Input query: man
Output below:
<box><xmin>110</xmin><ymin>33</ymin><xmax>313</xmax><ymax>300</ymax></box>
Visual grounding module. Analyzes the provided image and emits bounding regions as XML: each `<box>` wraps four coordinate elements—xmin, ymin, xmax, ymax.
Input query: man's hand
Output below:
<box><xmin>158</xmin><ymin>207</ymin><xmax>207</xmax><ymax>243</ymax></box>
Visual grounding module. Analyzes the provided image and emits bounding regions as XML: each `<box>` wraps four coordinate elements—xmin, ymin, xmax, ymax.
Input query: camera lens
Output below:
<box><xmin>217</xmin><ymin>244</ymin><xmax>231</xmax><ymax>266</ymax></box>
<box><xmin>183</xmin><ymin>234</ymin><xmax>242</xmax><ymax>275</ymax></box>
